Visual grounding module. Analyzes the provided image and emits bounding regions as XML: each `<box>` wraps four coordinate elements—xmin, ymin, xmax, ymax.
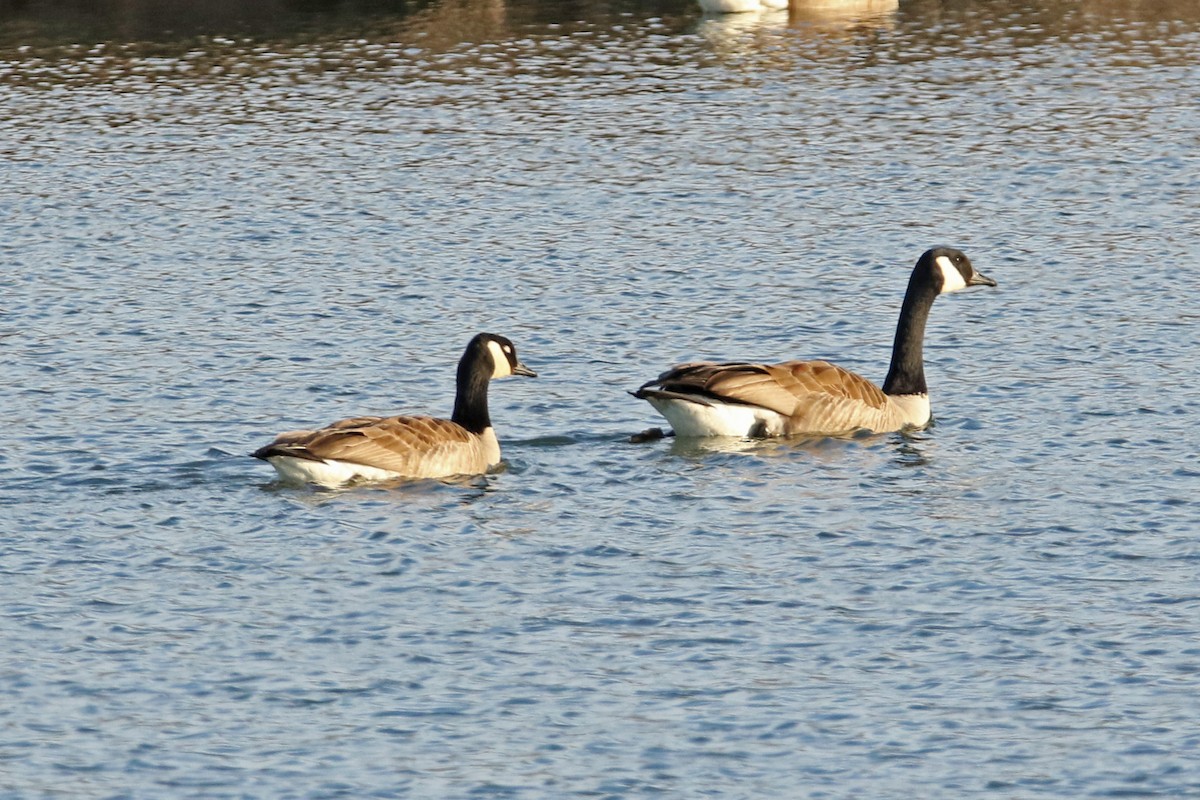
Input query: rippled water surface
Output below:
<box><xmin>3</xmin><ymin>0</ymin><xmax>1200</xmax><ymax>796</ymax></box>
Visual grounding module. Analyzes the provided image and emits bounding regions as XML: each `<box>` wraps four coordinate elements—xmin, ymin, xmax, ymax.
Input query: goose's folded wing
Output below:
<box><xmin>768</xmin><ymin>360</ymin><xmax>891</xmax><ymax>409</ymax></box>
<box><xmin>648</xmin><ymin>360</ymin><xmax>883</xmax><ymax>409</ymax></box>
<box><xmin>647</xmin><ymin>360</ymin><xmax>897</xmax><ymax>433</ymax></box>
<box><xmin>267</xmin><ymin>416</ymin><xmax>486</xmax><ymax>475</ymax></box>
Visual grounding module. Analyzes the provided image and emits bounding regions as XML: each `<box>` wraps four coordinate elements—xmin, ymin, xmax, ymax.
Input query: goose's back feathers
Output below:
<box><xmin>255</xmin><ymin>415</ymin><xmax>499</xmax><ymax>484</ymax></box>
<box><xmin>656</xmin><ymin>360</ymin><xmax>890</xmax><ymax>414</ymax></box>
<box><xmin>254</xmin><ymin>415</ymin><xmax>500</xmax><ymax>486</ymax></box>
<box><xmin>636</xmin><ymin>359</ymin><xmax>918</xmax><ymax>437</ymax></box>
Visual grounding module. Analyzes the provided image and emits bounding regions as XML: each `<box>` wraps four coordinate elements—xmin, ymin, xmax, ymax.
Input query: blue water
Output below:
<box><xmin>3</xmin><ymin>0</ymin><xmax>1200</xmax><ymax>796</ymax></box>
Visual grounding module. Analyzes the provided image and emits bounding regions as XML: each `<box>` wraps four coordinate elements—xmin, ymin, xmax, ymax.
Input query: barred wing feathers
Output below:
<box><xmin>259</xmin><ymin>415</ymin><xmax>493</xmax><ymax>477</ymax></box>
<box><xmin>644</xmin><ymin>360</ymin><xmax>907</xmax><ymax>435</ymax></box>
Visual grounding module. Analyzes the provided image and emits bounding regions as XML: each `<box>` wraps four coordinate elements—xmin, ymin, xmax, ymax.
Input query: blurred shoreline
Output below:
<box><xmin>3</xmin><ymin>0</ymin><xmax>1200</xmax><ymax>49</ymax></box>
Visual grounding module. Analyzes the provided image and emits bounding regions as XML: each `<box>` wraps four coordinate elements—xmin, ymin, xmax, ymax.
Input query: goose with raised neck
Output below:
<box><xmin>633</xmin><ymin>247</ymin><xmax>996</xmax><ymax>438</ymax></box>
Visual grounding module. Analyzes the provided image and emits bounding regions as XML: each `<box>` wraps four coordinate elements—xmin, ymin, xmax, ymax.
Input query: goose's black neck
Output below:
<box><xmin>881</xmin><ymin>270</ymin><xmax>938</xmax><ymax>397</ymax></box>
<box><xmin>451</xmin><ymin>344</ymin><xmax>492</xmax><ymax>434</ymax></box>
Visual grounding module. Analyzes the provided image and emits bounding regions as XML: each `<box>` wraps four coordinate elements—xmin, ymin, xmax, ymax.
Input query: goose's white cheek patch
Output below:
<box><xmin>486</xmin><ymin>339</ymin><xmax>513</xmax><ymax>378</ymax></box>
<box><xmin>936</xmin><ymin>255</ymin><xmax>967</xmax><ymax>293</ymax></box>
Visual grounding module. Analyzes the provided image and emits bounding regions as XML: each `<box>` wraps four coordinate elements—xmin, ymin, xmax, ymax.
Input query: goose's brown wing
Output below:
<box><xmin>257</xmin><ymin>415</ymin><xmax>492</xmax><ymax>477</ymax></box>
<box><xmin>643</xmin><ymin>360</ymin><xmax>899</xmax><ymax>434</ymax></box>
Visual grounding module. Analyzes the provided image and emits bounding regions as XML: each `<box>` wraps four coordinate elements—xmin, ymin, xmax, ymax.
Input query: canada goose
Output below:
<box><xmin>254</xmin><ymin>333</ymin><xmax>536</xmax><ymax>487</ymax></box>
<box><xmin>633</xmin><ymin>247</ymin><xmax>996</xmax><ymax>438</ymax></box>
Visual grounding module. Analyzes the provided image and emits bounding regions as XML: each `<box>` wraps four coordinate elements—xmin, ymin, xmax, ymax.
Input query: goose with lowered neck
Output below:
<box><xmin>633</xmin><ymin>247</ymin><xmax>996</xmax><ymax>438</ymax></box>
<box><xmin>254</xmin><ymin>333</ymin><xmax>536</xmax><ymax>487</ymax></box>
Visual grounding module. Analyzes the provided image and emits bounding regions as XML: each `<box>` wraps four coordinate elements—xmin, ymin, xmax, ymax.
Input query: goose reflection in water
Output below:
<box><xmin>697</xmin><ymin>0</ymin><xmax>899</xmax><ymax>56</ymax></box>
<box><xmin>698</xmin><ymin>0</ymin><xmax>898</xmax><ymax>17</ymax></box>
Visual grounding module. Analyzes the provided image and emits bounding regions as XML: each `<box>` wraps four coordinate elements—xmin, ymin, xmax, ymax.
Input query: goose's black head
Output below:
<box><xmin>466</xmin><ymin>333</ymin><xmax>537</xmax><ymax>380</ymax></box>
<box><xmin>918</xmin><ymin>247</ymin><xmax>997</xmax><ymax>295</ymax></box>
